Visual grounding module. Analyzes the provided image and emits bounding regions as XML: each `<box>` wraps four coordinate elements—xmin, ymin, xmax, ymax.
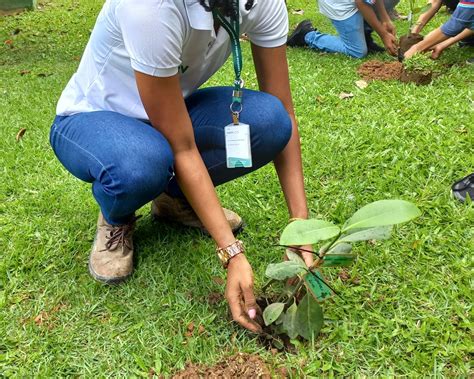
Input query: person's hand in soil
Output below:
<box><xmin>429</xmin><ymin>29</ymin><xmax>474</xmax><ymax>59</ymax></box>
<box><xmin>381</xmin><ymin>32</ymin><xmax>398</xmax><ymax>56</ymax></box>
<box><xmin>430</xmin><ymin>44</ymin><xmax>443</xmax><ymax>59</ymax></box>
<box><xmin>226</xmin><ymin>254</ymin><xmax>262</xmax><ymax>333</ymax></box>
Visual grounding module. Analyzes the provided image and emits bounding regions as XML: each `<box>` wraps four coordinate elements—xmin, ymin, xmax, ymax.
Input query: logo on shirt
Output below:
<box><xmin>179</xmin><ymin>64</ymin><xmax>189</xmax><ymax>74</ymax></box>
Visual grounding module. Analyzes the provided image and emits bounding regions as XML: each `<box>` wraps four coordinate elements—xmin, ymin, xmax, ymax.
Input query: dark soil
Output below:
<box><xmin>256</xmin><ymin>296</ymin><xmax>297</xmax><ymax>352</ymax></box>
<box><xmin>400</xmin><ymin>69</ymin><xmax>432</xmax><ymax>85</ymax></box>
<box><xmin>172</xmin><ymin>353</ymin><xmax>272</xmax><ymax>378</ymax></box>
<box><xmin>358</xmin><ymin>59</ymin><xmax>433</xmax><ymax>85</ymax></box>
<box><xmin>357</xmin><ymin>60</ymin><xmax>403</xmax><ymax>81</ymax></box>
<box><xmin>398</xmin><ymin>33</ymin><xmax>424</xmax><ymax>61</ymax></box>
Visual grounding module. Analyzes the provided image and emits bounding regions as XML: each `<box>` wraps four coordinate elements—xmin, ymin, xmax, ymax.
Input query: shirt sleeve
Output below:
<box><xmin>440</xmin><ymin>2</ymin><xmax>474</xmax><ymax>36</ymax></box>
<box><xmin>245</xmin><ymin>0</ymin><xmax>289</xmax><ymax>48</ymax></box>
<box><xmin>115</xmin><ymin>0</ymin><xmax>184</xmax><ymax>77</ymax></box>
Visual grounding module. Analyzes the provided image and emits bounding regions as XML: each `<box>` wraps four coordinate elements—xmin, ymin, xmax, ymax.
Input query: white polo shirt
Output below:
<box><xmin>56</xmin><ymin>0</ymin><xmax>288</xmax><ymax>120</ymax></box>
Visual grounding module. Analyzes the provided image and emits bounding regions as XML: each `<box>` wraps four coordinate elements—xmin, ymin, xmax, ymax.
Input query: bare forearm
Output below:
<box><xmin>414</xmin><ymin>28</ymin><xmax>449</xmax><ymax>52</ymax></box>
<box><xmin>357</xmin><ymin>0</ymin><xmax>386</xmax><ymax>37</ymax></box>
<box><xmin>375</xmin><ymin>0</ymin><xmax>391</xmax><ymax>24</ymax></box>
<box><xmin>174</xmin><ymin>149</ymin><xmax>235</xmax><ymax>247</ymax></box>
<box><xmin>251</xmin><ymin>44</ymin><xmax>308</xmax><ymax>220</ymax></box>
<box><xmin>273</xmin><ymin>116</ymin><xmax>308</xmax><ymax>219</ymax></box>
<box><xmin>412</xmin><ymin>0</ymin><xmax>442</xmax><ymax>33</ymax></box>
<box><xmin>436</xmin><ymin>28</ymin><xmax>474</xmax><ymax>49</ymax></box>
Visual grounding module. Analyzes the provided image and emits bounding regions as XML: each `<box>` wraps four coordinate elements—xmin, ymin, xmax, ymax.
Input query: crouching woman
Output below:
<box><xmin>50</xmin><ymin>0</ymin><xmax>313</xmax><ymax>332</ymax></box>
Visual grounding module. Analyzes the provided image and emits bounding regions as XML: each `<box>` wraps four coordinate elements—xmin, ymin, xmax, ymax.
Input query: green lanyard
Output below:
<box><xmin>213</xmin><ymin>1</ymin><xmax>243</xmax><ymax>125</ymax></box>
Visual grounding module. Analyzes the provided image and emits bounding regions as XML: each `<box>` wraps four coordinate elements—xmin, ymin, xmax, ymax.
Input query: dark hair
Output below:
<box><xmin>199</xmin><ymin>0</ymin><xmax>255</xmax><ymax>17</ymax></box>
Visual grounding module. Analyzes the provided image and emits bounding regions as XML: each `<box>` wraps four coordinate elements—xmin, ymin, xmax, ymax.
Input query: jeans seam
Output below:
<box><xmin>51</xmin><ymin>125</ymin><xmax>119</xmax><ymax>219</ymax></box>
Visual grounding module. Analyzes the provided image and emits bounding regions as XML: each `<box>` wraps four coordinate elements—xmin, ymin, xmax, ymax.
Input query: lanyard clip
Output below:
<box><xmin>232</xmin><ymin>112</ymin><xmax>240</xmax><ymax>125</ymax></box>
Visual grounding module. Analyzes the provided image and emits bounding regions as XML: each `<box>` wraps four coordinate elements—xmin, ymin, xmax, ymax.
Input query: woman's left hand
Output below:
<box><xmin>285</xmin><ymin>245</ymin><xmax>314</xmax><ymax>267</ymax></box>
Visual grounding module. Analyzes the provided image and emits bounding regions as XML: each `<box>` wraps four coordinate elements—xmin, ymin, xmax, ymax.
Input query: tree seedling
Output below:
<box><xmin>407</xmin><ymin>0</ymin><xmax>432</xmax><ymax>30</ymax></box>
<box><xmin>261</xmin><ymin>200</ymin><xmax>421</xmax><ymax>348</ymax></box>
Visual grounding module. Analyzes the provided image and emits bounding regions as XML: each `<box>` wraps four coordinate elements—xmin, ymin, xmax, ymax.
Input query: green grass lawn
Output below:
<box><xmin>1</xmin><ymin>0</ymin><xmax>473</xmax><ymax>377</ymax></box>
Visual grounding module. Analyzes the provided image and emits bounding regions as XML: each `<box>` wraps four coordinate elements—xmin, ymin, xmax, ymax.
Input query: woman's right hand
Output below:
<box><xmin>225</xmin><ymin>254</ymin><xmax>262</xmax><ymax>333</ymax></box>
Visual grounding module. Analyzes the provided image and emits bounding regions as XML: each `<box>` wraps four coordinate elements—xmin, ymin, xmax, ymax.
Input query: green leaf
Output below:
<box><xmin>275</xmin><ymin>312</ymin><xmax>285</xmax><ymax>325</ymax></box>
<box><xmin>327</xmin><ymin>242</ymin><xmax>352</xmax><ymax>254</ymax></box>
<box><xmin>265</xmin><ymin>261</ymin><xmax>307</xmax><ymax>281</ymax></box>
<box><xmin>283</xmin><ymin>302</ymin><xmax>299</xmax><ymax>339</ymax></box>
<box><xmin>280</xmin><ymin>219</ymin><xmax>340</xmax><ymax>245</ymax></box>
<box><xmin>263</xmin><ymin>302</ymin><xmax>285</xmax><ymax>326</ymax></box>
<box><xmin>321</xmin><ymin>254</ymin><xmax>356</xmax><ymax>267</ymax></box>
<box><xmin>272</xmin><ymin>337</ymin><xmax>285</xmax><ymax>350</ymax></box>
<box><xmin>338</xmin><ymin>225</ymin><xmax>393</xmax><ymax>243</ymax></box>
<box><xmin>295</xmin><ymin>294</ymin><xmax>324</xmax><ymax>340</ymax></box>
<box><xmin>285</xmin><ymin>250</ymin><xmax>307</xmax><ymax>266</ymax></box>
<box><xmin>343</xmin><ymin>200</ymin><xmax>421</xmax><ymax>232</ymax></box>
<box><xmin>303</xmin><ymin>270</ymin><xmax>333</xmax><ymax>302</ymax></box>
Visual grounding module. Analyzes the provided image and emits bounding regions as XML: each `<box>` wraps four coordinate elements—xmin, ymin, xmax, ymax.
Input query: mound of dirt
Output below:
<box><xmin>398</xmin><ymin>33</ymin><xmax>424</xmax><ymax>60</ymax></box>
<box><xmin>400</xmin><ymin>69</ymin><xmax>432</xmax><ymax>85</ymax></box>
<box><xmin>357</xmin><ymin>60</ymin><xmax>403</xmax><ymax>81</ymax></box>
<box><xmin>172</xmin><ymin>353</ymin><xmax>271</xmax><ymax>379</ymax></box>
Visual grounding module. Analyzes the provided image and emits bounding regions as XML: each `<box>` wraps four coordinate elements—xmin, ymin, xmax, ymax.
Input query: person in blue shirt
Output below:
<box><xmin>404</xmin><ymin>0</ymin><xmax>474</xmax><ymax>59</ymax></box>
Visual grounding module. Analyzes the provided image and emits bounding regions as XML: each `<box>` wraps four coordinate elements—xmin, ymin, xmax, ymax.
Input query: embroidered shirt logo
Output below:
<box><xmin>178</xmin><ymin>64</ymin><xmax>189</xmax><ymax>74</ymax></box>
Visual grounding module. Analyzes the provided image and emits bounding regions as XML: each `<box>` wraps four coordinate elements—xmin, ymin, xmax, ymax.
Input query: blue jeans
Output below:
<box><xmin>304</xmin><ymin>12</ymin><xmax>368</xmax><ymax>58</ymax></box>
<box><xmin>50</xmin><ymin>87</ymin><xmax>292</xmax><ymax>225</ymax></box>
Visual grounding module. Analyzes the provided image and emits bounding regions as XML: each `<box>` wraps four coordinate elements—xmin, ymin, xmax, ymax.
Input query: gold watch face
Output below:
<box><xmin>217</xmin><ymin>250</ymin><xmax>231</xmax><ymax>264</ymax></box>
<box><xmin>216</xmin><ymin>240</ymin><xmax>244</xmax><ymax>267</ymax></box>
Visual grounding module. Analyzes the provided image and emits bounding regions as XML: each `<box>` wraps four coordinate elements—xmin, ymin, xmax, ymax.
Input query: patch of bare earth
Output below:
<box><xmin>357</xmin><ymin>60</ymin><xmax>403</xmax><ymax>81</ymax></box>
<box><xmin>172</xmin><ymin>353</ymin><xmax>271</xmax><ymax>379</ymax></box>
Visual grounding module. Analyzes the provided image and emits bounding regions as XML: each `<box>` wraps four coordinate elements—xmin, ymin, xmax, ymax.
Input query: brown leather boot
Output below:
<box><xmin>151</xmin><ymin>193</ymin><xmax>244</xmax><ymax>234</ymax></box>
<box><xmin>88</xmin><ymin>212</ymin><xmax>138</xmax><ymax>284</ymax></box>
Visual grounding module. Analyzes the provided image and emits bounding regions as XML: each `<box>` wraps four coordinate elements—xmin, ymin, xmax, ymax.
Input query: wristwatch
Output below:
<box><xmin>216</xmin><ymin>240</ymin><xmax>245</xmax><ymax>269</ymax></box>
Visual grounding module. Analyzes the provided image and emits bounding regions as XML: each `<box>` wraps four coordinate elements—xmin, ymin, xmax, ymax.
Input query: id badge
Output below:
<box><xmin>224</xmin><ymin>123</ymin><xmax>252</xmax><ymax>168</ymax></box>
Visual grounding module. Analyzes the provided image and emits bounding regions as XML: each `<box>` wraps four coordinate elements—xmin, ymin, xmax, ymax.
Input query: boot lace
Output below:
<box><xmin>102</xmin><ymin>215</ymin><xmax>141</xmax><ymax>253</ymax></box>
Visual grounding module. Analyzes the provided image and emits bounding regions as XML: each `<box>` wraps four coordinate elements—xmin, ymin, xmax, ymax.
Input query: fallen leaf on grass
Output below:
<box><xmin>355</xmin><ymin>79</ymin><xmax>368</xmax><ymax>89</ymax></box>
<box><xmin>34</xmin><ymin>311</ymin><xmax>48</xmax><ymax>326</ymax></box>
<box><xmin>292</xmin><ymin>9</ymin><xmax>304</xmax><ymax>15</ymax></box>
<box><xmin>185</xmin><ymin>321</ymin><xmax>195</xmax><ymax>337</ymax></box>
<box><xmin>198</xmin><ymin>325</ymin><xmax>206</xmax><ymax>335</ymax></box>
<box><xmin>338</xmin><ymin>270</ymin><xmax>350</xmax><ymax>282</ymax></box>
<box><xmin>16</xmin><ymin>128</ymin><xmax>27</xmax><ymax>141</ymax></box>
<box><xmin>4</xmin><ymin>39</ymin><xmax>14</xmax><ymax>48</ymax></box>
<box><xmin>212</xmin><ymin>276</ymin><xmax>225</xmax><ymax>286</ymax></box>
<box><xmin>339</xmin><ymin>92</ymin><xmax>354</xmax><ymax>100</ymax></box>
<box><xmin>19</xmin><ymin>70</ymin><xmax>31</xmax><ymax>76</ymax></box>
<box><xmin>207</xmin><ymin>292</ymin><xmax>223</xmax><ymax>305</ymax></box>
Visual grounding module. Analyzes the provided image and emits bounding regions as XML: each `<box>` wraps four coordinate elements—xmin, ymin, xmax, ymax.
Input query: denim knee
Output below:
<box><xmin>347</xmin><ymin>45</ymin><xmax>368</xmax><ymax>58</ymax></box>
<box><xmin>100</xmin><ymin>142</ymin><xmax>174</xmax><ymax>216</ymax></box>
<box><xmin>245</xmin><ymin>92</ymin><xmax>292</xmax><ymax>159</ymax></box>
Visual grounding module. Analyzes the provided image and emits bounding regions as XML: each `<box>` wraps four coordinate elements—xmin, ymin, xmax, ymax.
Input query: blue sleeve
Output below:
<box><xmin>440</xmin><ymin>3</ymin><xmax>474</xmax><ymax>36</ymax></box>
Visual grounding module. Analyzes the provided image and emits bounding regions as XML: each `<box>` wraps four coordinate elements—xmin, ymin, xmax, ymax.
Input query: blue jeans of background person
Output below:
<box><xmin>50</xmin><ymin>87</ymin><xmax>292</xmax><ymax>225</ymax></box>
<box><xmin>305</xmin><ymin>11</ymin><xmax>367</xmax><ymax>58</ymax></box>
